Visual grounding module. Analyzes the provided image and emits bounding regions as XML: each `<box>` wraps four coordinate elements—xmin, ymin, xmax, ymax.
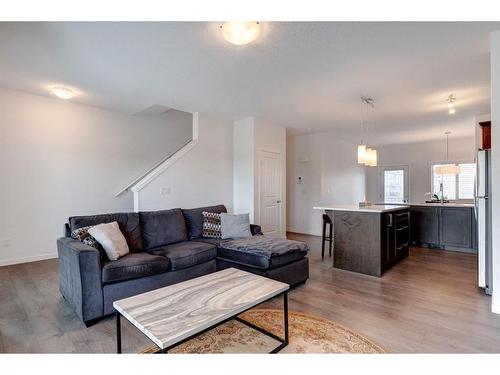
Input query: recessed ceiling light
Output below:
<box><xmin>220</xmin><ymin>22</ymin><xmax>260</xmax><ymax>46</ymax></box>
<box><xmin>51</xmin><ymin>86</ymin><xmax>75</xmax><ymax>100</ymax></box>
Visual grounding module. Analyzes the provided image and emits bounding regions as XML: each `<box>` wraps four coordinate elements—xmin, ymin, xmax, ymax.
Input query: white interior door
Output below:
<box><xmin>259</xmin><ymin>150</ymin><xmax>282</xmax><ymax>237</ymax></box>
<box><xmin>379</xmin><ymin>166</ymin><xmax>409</xmax><ymax>203</ymax></box>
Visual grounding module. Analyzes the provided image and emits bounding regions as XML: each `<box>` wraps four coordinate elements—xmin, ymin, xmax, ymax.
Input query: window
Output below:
<box><xmin>380</xmin><ymin>166</ymin><xmax>409</xmax><ymax>203</ymax></box>
<box><xmin>384</xmin><ymin>169</ymin><xmax>405</xmax><ymax>203</ymax></box>
<box><xmin>431</xmin><ymin>162</ymin><xmax>475</xmax><ymax>200</ymax></box>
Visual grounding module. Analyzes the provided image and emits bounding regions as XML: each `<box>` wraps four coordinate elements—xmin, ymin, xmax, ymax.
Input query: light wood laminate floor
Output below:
<box><xmin>1</xmin><ymin>233</ymin><xmax>499</xmax><ymax>353</ymax></box>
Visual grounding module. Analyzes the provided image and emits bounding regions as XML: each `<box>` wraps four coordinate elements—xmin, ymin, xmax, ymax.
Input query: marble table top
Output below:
<box><xmin>113</xmin><ymin>268</ymin><xmax>289</xmax><ymax>349</ymax></box>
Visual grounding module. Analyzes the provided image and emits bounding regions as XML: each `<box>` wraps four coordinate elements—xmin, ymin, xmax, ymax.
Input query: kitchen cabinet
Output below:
<box><xmin>382</xmin><ymin>210</ymin><xmax>410</xmax><ymax>272</ymax></box>
<box><xmin>479</xmin><ymin>121</ymin><xmax>491</xmax><ymax>150</ymax></box>
<box><xmin>440</xmin><ymin>207</ymin><xmax>472</xmax><ymax>248</ymax></box>
<box><xmin>410</xmin><ymin>206</ymin><xmax>439</xmax><ymax>245</ymax></box>
<box><xmin>410</xmin><ymin>205</ymin><xmax>476</xmax><ymax>252</ymax></box>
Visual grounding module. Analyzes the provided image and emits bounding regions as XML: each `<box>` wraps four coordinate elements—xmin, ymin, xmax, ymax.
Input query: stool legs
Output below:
<box><xmin>321</xmin><ymin>219</ymin><xmax>326</xmax><ymax>259</ymax></box>
<box><xmin>329</xmin><ymin>222</ymin><xmax>333</xmax><ymax>256</ymax></box>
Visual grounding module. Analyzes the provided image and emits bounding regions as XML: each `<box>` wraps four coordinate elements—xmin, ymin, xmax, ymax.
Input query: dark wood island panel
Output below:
<box><xmin>326</xmin><ymin>208</ymin><xmax>410</xmax><ymax>277</ymax></box>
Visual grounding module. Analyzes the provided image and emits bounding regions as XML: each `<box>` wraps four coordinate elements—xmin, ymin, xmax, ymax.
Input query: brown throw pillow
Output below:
<box><xmin>71</xmin><ymin>225</ymin><xmax>103</xmax><ymax>250</ymax></box>
<box><xmin>202</xmin><ymin>211</ymin><xmax>222</xmax><ymax>238</ymax></box>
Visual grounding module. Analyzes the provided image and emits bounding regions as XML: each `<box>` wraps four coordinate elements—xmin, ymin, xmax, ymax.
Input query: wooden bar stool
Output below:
<box><xmin>322</xmin><ymin>214</ymin><xmax>333</xmax><ymax>259</ymax></box>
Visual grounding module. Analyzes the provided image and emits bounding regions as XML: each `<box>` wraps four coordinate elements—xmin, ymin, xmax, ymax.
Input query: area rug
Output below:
<box><xmin>140</xmin><ymin>309</ymin><xmax>386</xmax><ymax>354</ymax></box>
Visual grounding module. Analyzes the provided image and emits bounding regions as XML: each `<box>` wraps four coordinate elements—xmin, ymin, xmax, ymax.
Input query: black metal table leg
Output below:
<box><xmin>122</xmin><ymin>288</ymin><xmax>290</xmax><ymax>354</ymax></box>
<box><xmin>116</xmin><ymin>312</ymin><xmax>122</xmax><ymax>354</ymax></box>
<box><xmin>283</xmin><ymin>291</ymin><xmax>289</xmax><ymax>344</ymax></box>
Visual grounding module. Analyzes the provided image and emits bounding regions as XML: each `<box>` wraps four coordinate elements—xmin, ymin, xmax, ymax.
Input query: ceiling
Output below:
<box><xmin>0</xmin><ymin>22</ymin><xmax>498</xmax><ymax>145</ymax></box>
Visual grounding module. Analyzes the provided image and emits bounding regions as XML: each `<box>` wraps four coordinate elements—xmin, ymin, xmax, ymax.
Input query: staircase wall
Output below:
<box><xmin>0</xmin><ymin>87</ymin><xmax>191</xmax><ymax>265</ymax></box>
<box><xmin>136</xmin><ymin>112</ymin><xmax>233</xmax><ymax>212</ymax></box>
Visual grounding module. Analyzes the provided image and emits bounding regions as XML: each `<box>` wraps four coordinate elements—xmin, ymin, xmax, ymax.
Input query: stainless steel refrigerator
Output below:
<box><xmin>476</xmin><ymin>149</ymin><xmax>492</xmax><ymax>295</ymax></box>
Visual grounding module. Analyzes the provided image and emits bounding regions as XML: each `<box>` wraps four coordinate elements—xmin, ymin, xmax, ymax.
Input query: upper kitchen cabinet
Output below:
<box><xmin>479</xmin><ymin>121</ymin><xmax>491</xmax><ymax>150</ymax></box>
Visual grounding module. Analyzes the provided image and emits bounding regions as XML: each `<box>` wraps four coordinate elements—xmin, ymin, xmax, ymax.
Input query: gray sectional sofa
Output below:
<box><xmin>57</xmin><ymin>205</ymin><xmax>309</xmax><ymax>326</ymax></box>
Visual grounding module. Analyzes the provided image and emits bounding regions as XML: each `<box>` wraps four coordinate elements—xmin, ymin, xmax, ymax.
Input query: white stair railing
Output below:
<box><xmin>115</xmin><ymin>112</ymin><xmax>199</xmax><ymax>212</ymax></box>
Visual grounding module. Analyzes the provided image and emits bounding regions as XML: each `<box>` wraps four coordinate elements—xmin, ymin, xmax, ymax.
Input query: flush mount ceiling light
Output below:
<box><xmin>446</xmin><ymin>94</ymin><xmax>456</xmax><ymax>115</ymax></box>
<box><xmin>220</xmin><ymin>22</ymin><xmax>260</xmax><ymax>45</ymax></box>
<box><xmin>51</xmin><ymin>86</ymin><xmax>75</xmax><ymax>100</ymax></box>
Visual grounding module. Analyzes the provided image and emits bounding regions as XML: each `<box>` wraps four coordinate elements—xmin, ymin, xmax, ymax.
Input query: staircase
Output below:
<box><xmin>115</xmin><ymin>112</ymin><xmax>199</xmax><ymax>211</ymax></box>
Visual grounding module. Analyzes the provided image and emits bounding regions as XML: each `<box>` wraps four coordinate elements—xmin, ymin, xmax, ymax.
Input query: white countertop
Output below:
<box><xmin>313</xmin><ymin>204</ymin><xmax>409</xmax><ymax>213</ymax></box>
<box><xmin>405</xmin><ymin>202</ymin><xmax>474</xmax><ymax>208</ymax></box>
<box><xmin>376</xmin><ymin>202</ymin><xmax>475</xmax><ymax>208</ymax></box>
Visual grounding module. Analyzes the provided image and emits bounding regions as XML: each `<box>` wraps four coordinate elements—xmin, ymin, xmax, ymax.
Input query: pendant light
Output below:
<box><xmin>366</xmin><ymin>147</ymin><xmax>377</xmax><ymax>167</ymax></box>
<box><xmin>436</xmin><ymin>132</ymin><xmax>460</xmax><ymax>175</ymax></box>
<box><xmin>357</xmin><ymin>144</ymin><xmax>367</xmax><ymax>164</ymax></box>
<box><xmin>357</xmin><ymin>97</ymin><xmax>367</xmax><ymax>164</ymax></box>
<box><xmin>357</xmin><ymin>96</ymin><xmax>377</xmax><ymax>167</ymax></box>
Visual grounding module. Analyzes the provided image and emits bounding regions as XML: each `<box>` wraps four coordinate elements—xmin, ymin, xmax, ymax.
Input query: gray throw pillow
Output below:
<box><xmin>220</xmin><ymin>213</ymin><xmax>252</xmax><ymax>239</ymax></box>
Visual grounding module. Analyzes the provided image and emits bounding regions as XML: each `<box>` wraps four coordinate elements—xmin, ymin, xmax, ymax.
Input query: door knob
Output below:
<box><xmin>277</xmin><ymin>200</ymin><xmax>282</xmax><ymax>203</ymax></box>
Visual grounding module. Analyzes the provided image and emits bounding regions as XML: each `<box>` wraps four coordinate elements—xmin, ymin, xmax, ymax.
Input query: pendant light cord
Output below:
<box><xmin>445</xmin><ymin>131</ymin><xmax>451</xmax><ymax>161</ymax></box>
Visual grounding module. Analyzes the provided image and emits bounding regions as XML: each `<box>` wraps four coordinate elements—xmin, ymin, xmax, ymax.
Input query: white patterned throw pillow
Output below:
<box><xmin>202</xmin><ymin>211</ymin><xmax>222</xmax><ymax>238</ymax></box>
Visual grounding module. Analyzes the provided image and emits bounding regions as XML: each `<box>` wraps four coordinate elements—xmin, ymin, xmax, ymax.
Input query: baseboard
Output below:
<box><xmin>0</xmin><ymin>252</ymin><xmax>58</xmax><ymax>267</ymax></box>
<box><xmin>286</xmin><ymin>229</ymin><xmax>322</xmax><ymax>237</ymax></box>
<box><xmin>492</xmin><ymin>303</ymin><xmax>500</xmax><ymax>315</ymax></box>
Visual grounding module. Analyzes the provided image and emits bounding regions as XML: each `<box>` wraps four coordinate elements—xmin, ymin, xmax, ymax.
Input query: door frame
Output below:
<box><xmin>378</xmin><ymin>165</ymin><xmax>410</xmax><ymax>203</ymax></box>
<box><xmin>257</xmin><ymin>149</ymin><xmax>283</xmax><ymax>237</ymax></box>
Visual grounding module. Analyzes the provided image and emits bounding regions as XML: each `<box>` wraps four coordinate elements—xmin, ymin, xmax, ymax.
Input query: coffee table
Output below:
<box><xmin>113</xmin><ymin>268</ymin><xmax>290</xmax><ymax>353</ymax></box>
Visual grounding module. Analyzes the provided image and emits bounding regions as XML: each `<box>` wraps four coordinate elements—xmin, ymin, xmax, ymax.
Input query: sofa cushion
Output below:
<box><xmin>139</xmin><ymin>208</ymin><xmax>187</xmax><ymax>250</ymax></box>
<box><xmin>195</xmin><ymin>237</ymin><xmax>223</xmax><ymax>246</ymax></box>
<box><xmin>217</xmin><ymin>237</ymin><xmax>309</xmax><ymax>270</ymax></box>
<box><xmin>182</xmin><ymin>205</ymin><xmax>227</xmax><ymax>240</ymax></box>
<box><xmin>102</xmin><ymin>253</ymin><xmax>170</xmax><ymax>284</ymax></box>
<box><xmin>148</xmin><ymin>241</ymin><xmax>217</xmax><ymax>271</ymax></box>
<box><xmin>69</xmin><ymin>212</ymin><xmax>143</xmax><ymax>252</ymax></box>
<box><xmin>217</xmin><ymin>247</ymin><xmax>306</xmax><ymax>269</ymax></box>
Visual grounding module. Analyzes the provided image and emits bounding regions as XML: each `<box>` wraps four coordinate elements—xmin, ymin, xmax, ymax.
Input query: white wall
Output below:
<box><xmin>233</xmin><ymin>118</ymin><xmax>255</xmax><ymax>221</ymax></box>
<box><xmin>137</xmin><ymin>113</ymin><xmax>233</xmax><ymax>212</ymax></box>
<box><xmin>365</xmin><ymin>136</ymin><xmax>476</xmax><ymax>203</ymax></box>
<box><xmin>491</xmin><ymin>30</ymin><xmax>500</xmax><ymax>314</ymax></box>
<box><xmin>232</xmin><ymin>117</ymin><xmax>287</xmax><ymax>237</ymax></box>
<box><xmin>0</xmin><ymin>88</ymin><xmax>192</xmax><ymax>266</ymax></box>
<box><xmin>287</xmin><ymin>132</ymin><xmax>366</xmax><ymax>236</ymax></box>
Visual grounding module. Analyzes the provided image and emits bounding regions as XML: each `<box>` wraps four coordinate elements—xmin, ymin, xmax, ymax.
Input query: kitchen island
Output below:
<box><xmin>313</xmin><ymin>205</ymin><xmax>410</xmax><ymax>277</ymax></box>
